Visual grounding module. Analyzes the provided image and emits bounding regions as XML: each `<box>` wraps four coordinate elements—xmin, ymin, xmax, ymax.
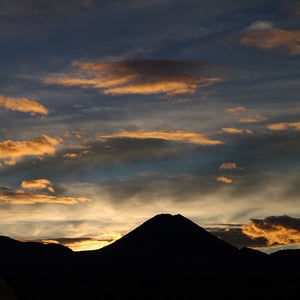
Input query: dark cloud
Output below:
<box><xmin>207</xmin><ymin>227</ymin><xmax>268</xmax><ymax>249</ymax></box>
<box><xmin>43</xmin><ymin>59</ymin><xmax>222</xmax><ymax>97</ymax></box>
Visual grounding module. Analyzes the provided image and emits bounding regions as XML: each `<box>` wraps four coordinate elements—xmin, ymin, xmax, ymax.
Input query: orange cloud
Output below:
<box><xmin>63</xmin><ymin>150</ymin><xmax>90</xmax><ymax>159</ymax></box>
<box><xmin>221</xmin><ymin>127</ymin><xmax>254</xmax><ymax>135</ymax></box>
<box><xmin>42</xmin><ymin>59</ymin><xmax>222</xmax><ymax>96</ymax></box>
<box><xmin>266</xmin><ymin>121</ymin><xmax>300</xmax><ymax>131</ymax></box>
<box><xmin>21</xmin><ymin>179</ymin><xmax>55</xmax><ymax>193</ymax></box>
<box><xmin>0</xmin><ymin>95</ymin><xmax>48</xmax><ymax>115</ymax></box>
<box><xmin>240</xmin><ymin>28</ymin><xmax>300</xmax><ymax>55</ymax></box>
<box><xmin>219</xmin><ymin>162</ymin><xmax>237</xmax><ymax>170</ymax></box>
<box><xmin>242</xmin><ymin>216</ymin><xmax>300</xmax><ymax>246</ymax></box>
<box><xmin>226</xmin><ymin>106</ymin><xmax>246</xmax><ymax>115</ymax></box>
<box><xmin>216</xmin><ymin>176</ymin><xmax>233</xmax><ymax>184</ymax></box>
<box><xmin>0</xmin><ymin>190</ymin><xmax>90</xmax><ymax>205</ymax></box>
<box><xmin>239</xmin><ymin>115</ymin><xmax>268</xmax><ymax>123</ymax></box>
<box><xmin>0</xmin><ymin>135</ymin><xmax>62</xmax><ymax>166</ymax></box>
<box><xmin>100</xmin><ymin>130</ymin><xmax>223</xmax><ymax>145</ymax></box>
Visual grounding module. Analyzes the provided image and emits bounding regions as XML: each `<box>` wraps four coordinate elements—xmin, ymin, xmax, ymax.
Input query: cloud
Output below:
<box><xmin>63</xmin><ymin>150</ymin><xmax>90</xmax><ymax>159</ymax></box>
<box><xmin>216</xmin><ymin>176</ymin><xmax>233</xmax><ymax>184</ymax></box>
<box><xmin>240</xmin><ymin>28</ymin><xmax>300</xmax><ymax>55</ymax></box>
<box><xmin>219</xmin><ymin>162</ymin><xmax>237</xmax><ymax>170</ymax></box>
<box><xmin>100</xmin><ymin>130</ymin><xmax>223</xmax><ymax>145</ymax></box>
<box><xmin>0</xmin><ymin>135</ymin><xmax>62</xmax><ymax>166</ymax></box>
<box><xmin>221</xmin><ymin>127</ymin><xmax>254</xmax><ymax>135</ymax></box>
<box><xmin>42</xmin><ymin>59</ymin><xmax>222</xmax><ymax>96</ymax></box>
<box><xmin>0</xmin><ymin>189</ymin><xmax>89</xmax><ymax>205</ymax></box>
<box><xmin>21</xmin><ymin>179</ymin><xmax>55</xmax><ymax>193</ymax></box>
<box><xmin>242</xmin><ymin>215</ymin><xmax>300</xmax><ymax>246</ymax></box>
<box><xmin>266</xmin><ymin>121</ymin><xmax>300</xmax><ymax>131</ymax></box>
<box><xmin>245</xmin><ymin>21</ymin><xmax>274</xmax><ymax>32</ymax></box>
<box><xmin>239</xmin><ymin>115</ymin><xmax>268</xmax><ymax>123</ymax></box>
<box><xmin>226</xmin><ymin>106</ymin><xmax>246</xmax><ymax>115</ymax></box>
<box><xmin>208</xmin><ymin>227</ymin><xmax>268</xmax><ymax>249</ymax></box>
<box><xmin>0</xmin><ymin>95</ymin><xmax>48</xmax><ymax>115</ymax></box>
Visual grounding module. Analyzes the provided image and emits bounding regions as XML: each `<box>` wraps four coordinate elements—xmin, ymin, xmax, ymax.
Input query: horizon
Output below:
<box><xmin>4</xmin><ymin>212</ymin><xmax>300</xmax><ymax>255</ymax></box>
<box><xmin>1</xmin><ymin>0</ymin><xmax>300</xmax><ymax>253</ymax></box>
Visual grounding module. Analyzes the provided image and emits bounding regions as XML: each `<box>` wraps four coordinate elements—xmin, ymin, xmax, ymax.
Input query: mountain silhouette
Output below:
<box><xmin>80</xmin><ymin>213</ymin><xmax>242</xmax><ymax>278</ymax></box>
<box><xmin>1</xmin><ymin>213</ymin><xmax>300</xmax><ymax>300</ymax></box>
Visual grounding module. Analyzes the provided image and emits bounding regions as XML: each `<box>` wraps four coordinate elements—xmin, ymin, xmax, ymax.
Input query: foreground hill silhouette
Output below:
<box><xmin>1</xmin><ymin>213</ymin><xmax>300</xmax><ymax>299</ymax></box>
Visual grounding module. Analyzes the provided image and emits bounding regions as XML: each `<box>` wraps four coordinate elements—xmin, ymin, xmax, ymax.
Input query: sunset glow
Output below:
<box><xmin>1</xmin><ymin>0</ymin><xmax>300</xmax><ymax>253</ymax></box>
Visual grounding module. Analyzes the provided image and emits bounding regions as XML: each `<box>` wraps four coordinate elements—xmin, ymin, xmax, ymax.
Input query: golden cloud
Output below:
<box><xmin>266</xmin><ymin>121</ymin><xmax>300</xmax><ymax>131</ymax></box>
<box><xmin>216</xmin><ymin>176</ymin><xmax>233</xmax><ymax>184</ymax></box>
<box><xmin>21</xmin><ymin>179</ymin><xmax>55</xmax><ymax>193</ymax></box>
<box><xmin>100</xmin><ymin>130</ymin><xmax>223</xmax><ymax>145</ymax></box>
<box><xmin>63</xmin><ymin>150</ymin><xmax>90</xmax><ymax>159</ymax></box>
<box><xmin>0</xmin><ymin>135</ymin><xmax>62</xmax><ymax>166</ymax></box>
<box><xmin>242</xmin><ymin>216</ymin><xmax>300</xmax><ymax>246</ymax></box>
<box><xmin>239</xmin><ymin>115</ymin><xmax>268</xmax><ymax>123</ymax></box>
<box><xmin>0</xmin><ymin>95</ymin><xmax>48</xmax><ymax>115</ymax></box>
<box><xmin>226</xmin><ymin>106</ymin><xmax>246</xmax><ymax>115</ymax></box>
<box><xmin>240</xmin><ymin>28</ymin><xmax>300</xmax><ymax>55</ymax></box>
<box><xmin>219</xmin><ymin>162</ymin><xmax>237</xmax><ymax>170</ymax></box>
<box><xmin>221</xmin><ymin>127</ymin><xmax>254</xmax><ymax>135</ymax></box>
<box><xmin>0</xmin><ymin>190</ymin><xmax>90</xmax><ymax>205</ymax></box>
<box><xmin>42</xmin><ymin>59</ymin><xmax>222</xmax><ymax>96</ymax></box>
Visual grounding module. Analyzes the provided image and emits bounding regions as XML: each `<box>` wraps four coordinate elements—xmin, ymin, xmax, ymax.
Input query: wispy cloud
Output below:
<box><xmin>100</xmin><ymin>130</ymin><xmax>223</xmax><ymax>145</ymax></box>
<box><xmin>0</xmin><ymin>135</ymin><xmax>62</xmax><ymax>166</ymax></box>
<box><xmin>242</xmin><ymin>215</ymin><xmax>300</xmax><ymax>246</ymax></box>
<box><xmin>216</xmin><ymin>176</ymin><xmax>233</xmax><ymax>184</ymax></box>
<box><xmin>63</xmin><ymin>150</ymin><xmax>90</xmax><ymax>160</ymax></box>
<box><xmin>219</xmin><ymin>162</ymin><xmax>237</xmax><ymax>170</ymax></box>
<box><xmin>0</xmin><ymin>95</ymin><xmax>48</xmax><ymax>115</ymax></box>
<box><xmin>42</xmin><ymin>59</ymin><xmax>222</xmax><ymax>96</ymax></box>
<box><xmin>226</xmin><ymin>106</ymin><xmax>246</xmax><ymax>115</ymax></box>
<box><xmin>0</xmin><ymin>211</ymin><xmax>45</xmax><ymax>217</ymax></box>
<box><xmin>21</xmin><ymin>179</ymin><xmax>55</xmax><ymax>193</ymax></box>
<box><xmin>240</xmin><ymin>27</ymin><xmax>300</xmax><ymax>55</ymax></box>
<box><xmin>0</xmin><ymin>190</ymin><xmax>89</xmax><ymax>205</ymax></box>
<box><xmin>239</xmin><ymin>115</ymin><xmax>268</xmax><ymax>123</ymax></box>
<box><xmin>245</xmin><ymin>20</ymin><xmax>274</xmax><ymax>32</ymax></box>
<box><xmin>266</xmin><ymin>121</ymin><xmax>300</xmax><ymax>131</ymax></box>
<box><xmin>221</xmin><ymin>127</ymin><xmax>254</xmax><ymax>135</ymax></box>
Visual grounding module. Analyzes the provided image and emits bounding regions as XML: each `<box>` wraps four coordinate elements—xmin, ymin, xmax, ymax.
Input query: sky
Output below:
<box><xmin>1</xmin><ymin>0</ymin><xmax>300</xmax><ymax>253</ymax></box>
